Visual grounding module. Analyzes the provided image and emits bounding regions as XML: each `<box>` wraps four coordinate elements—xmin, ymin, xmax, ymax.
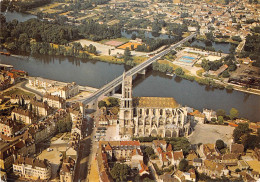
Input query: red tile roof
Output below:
<box><xmin>167</xmin><ymin>144</ymin><xmax>172</xmax><ymax>152</ymax></box>
<box><xmin>120</xmin><ymin>141</ymin><xmax>140</xmax><ymax>146</ymax></box>
<box><xmin>173</xmin><ymin>151</ymin><xmax>184</xmax><ymax>161</ymax></box>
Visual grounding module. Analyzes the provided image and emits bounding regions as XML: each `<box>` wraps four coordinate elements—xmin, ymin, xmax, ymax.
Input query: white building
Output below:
<box><xmin>13</xmin><ymin>157</ymin><xmax>51</xmax><ymax>180</ymax></box>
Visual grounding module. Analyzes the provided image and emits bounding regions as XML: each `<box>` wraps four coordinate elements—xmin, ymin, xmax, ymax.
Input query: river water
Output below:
<box><xmin>1</xmin><ymin>11</ymin><xmax>260</xmax><ymax>122</ymax></box>
<box><xmin>0</xmin><ymin>54</ymin><xmax>259</xmax><ymax>122</ymax></box>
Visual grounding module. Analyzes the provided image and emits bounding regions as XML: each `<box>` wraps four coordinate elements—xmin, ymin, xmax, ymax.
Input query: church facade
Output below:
<box><xmin>119</xmin><ymin>74</ymin><xmax>192</xmax><ymax>138</ymax></box>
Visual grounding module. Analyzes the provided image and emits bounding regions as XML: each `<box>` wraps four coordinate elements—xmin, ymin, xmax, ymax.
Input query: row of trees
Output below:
<box><xmin>152</xmin><ymin>62</ymin><xmax>173</xmax><ymax>73</ymax></box>
<box><xmin>243</xmin><ymin>33</ymin><xmax>260</xmax><ymax>67</ymax></box>
<box><xmin>1</xmin><ymin>0</ymin><xmax>51</xmax><ymax>12</ymax></box>
<box><xmin>233</xmin><ymin>123</ymin><xmax>260</xmax><ymax>150</ymax></box>
<box><xmin>98</xmin><ymin>97</ymin><xmax>119</xmax><ymax>109</ymax></box>
<box><xmin>0</xmin><ymin>17</ymin><xmax>81</xmax><ymax>45</ymax></box>
<box><xmin>78</xmin><ymin>19</ymin><xmax>121</xmax><ymax>41</ymax></box>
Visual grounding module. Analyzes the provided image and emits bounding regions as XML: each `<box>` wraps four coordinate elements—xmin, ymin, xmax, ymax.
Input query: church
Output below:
<box><xmin>119</xmin><ymin>73</ymin><xmax>192</xmax><ymax>138</ymax></box>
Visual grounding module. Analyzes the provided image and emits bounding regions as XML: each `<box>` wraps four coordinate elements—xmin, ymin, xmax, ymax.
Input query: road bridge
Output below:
<box><xmin>78</xmin><ymin>32</ymin><xmax>196</xmax><ymax>111</ymax></box>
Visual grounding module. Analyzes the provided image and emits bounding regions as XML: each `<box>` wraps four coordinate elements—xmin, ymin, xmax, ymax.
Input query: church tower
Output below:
<box><xmin>119</xmin><ymin>72</ymin><xmax>134</xmax><ymax>137</ymax></box>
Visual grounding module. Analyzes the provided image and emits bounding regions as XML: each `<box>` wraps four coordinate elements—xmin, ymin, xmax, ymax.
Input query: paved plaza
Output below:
<box><xmin>188</xmin><ymin>123</ymin><xmax>235</xmax><ymax>145</ymax></box>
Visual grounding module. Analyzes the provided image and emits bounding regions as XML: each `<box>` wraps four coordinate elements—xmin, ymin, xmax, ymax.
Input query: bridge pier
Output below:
<box><xmin>106</xmin><ymin>88</ymin><xmax>116</xmax><ymax>96</ymax></box>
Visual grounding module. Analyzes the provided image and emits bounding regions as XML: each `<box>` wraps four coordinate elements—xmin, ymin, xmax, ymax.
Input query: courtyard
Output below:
<box><xmin>38</xmin><ymin>148</ymin><xmax>62</xmax><ymax>180</ymax></box>
<box><xmin>188</xmin><ymin>123</ymin><xmax>234</xmax><ymax>145</ymax></box>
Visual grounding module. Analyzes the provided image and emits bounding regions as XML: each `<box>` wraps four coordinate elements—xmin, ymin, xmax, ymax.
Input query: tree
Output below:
<box><xmin>175</xmin><ymin>67</ymin><xmax>184</xmax><ymax>76</ymax></box>
<box><xmin>233</xmin><ymin>123</ymin><xmax>250</xmax><ymax>143</ymax></box>
<box><xmin>216</xmin><ymin>139</ymin><xmax>225</xmax><ymax>151</ymax></box>
<box><xmin>145</xmin><ymin>146</ymin><xmax>154</xmax><ymax>157</ymax></box>
<box><xmin>179</xmin><ymin>159</ymin><xmax>188</xmax><ymax>171</ymax></box>
<box><xmin>98</xmin><ymin>100</ymin><xmax>107</xmax><ymax>108</ymax></box>
<box><xmin>110</xmin><ymin>163</ymin><xmax>130</xmax><ymax>182</ymax></box>
<box><xmin>226</xmin><ymin>85</ymin><xmax>233</xmax><ymax>90</ymax></box>
<box><xmin>169</xmin><ymin>137</ymin><xmax>191</xmax><ymax>155</ymax></box>
<box><xmin>205</xmin><ymin>31</ymin><xmax>214</xmax><ymax>41</ymax></box>
<box><xmin>225</xmin><ymin>0</ymin><xmax>230</xmax><ymax>5</ymax></box>
<box><xmin>131</xmin><ymin>33</ymin><xmax>136</xmax><ymax>40</ymax></box>
<box><xmin>222</xmin><ymin>70</ymin><xmax>230</xmax><ymax>78</ymax></box>
<box><xmin>124</xmin><ymin>47</ymin><xmax>132</xmax><ymax>63</ymax></box>
<box><xmin>29</xmin><ymin>104</ymin><xmax>33</xmax><ymax>112</ymax></box>
<box><xmin>108</xmin><ymin>97</ymin><xmax>119</xmax><ymax>107</ymax></box>
<box><xmin>130</xmin><ymin>44</ymin><xmax>134</xmax><ymax>50</ymax></box>
<box><xmin>218</xmin><ymin>116</ymin><xmax>224</xmax><ymax>124</ymax></box>
<box><xmin>216</xmin><ymin>109</ymin><xmax>226</xmax><ymax>117</ymax></box>
<box><xmin>230</xmin><ymin>108</ymin><xmax>239</xmax><ymax>120</ymax></box>
<box><xmin>211</xmin><ymin>118</ymin><xmax>216</xmax><ymax>123</ymax></box>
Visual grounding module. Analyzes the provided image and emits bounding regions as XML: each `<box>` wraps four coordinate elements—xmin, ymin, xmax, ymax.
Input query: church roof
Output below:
<box><xmin>133</xmin><ymin>97</ymin><xmax>179</xmax><ymax>108</ymax></box>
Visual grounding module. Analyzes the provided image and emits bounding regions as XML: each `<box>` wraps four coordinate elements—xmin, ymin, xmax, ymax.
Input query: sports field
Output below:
<box><xmin>118</xmin><ymin>42</ymin><xmax>142</xmax><ymax>50</ymax></box>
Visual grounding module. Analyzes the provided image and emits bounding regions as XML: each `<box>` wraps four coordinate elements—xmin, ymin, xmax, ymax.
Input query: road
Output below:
<box><xmin>20</xmin><ymin>80</ymin><xmax>43</xmax><ymax>97</ymax></box>
<box><xmin>79</xmin><ymin>32</ymin><xmax>196</xmax><ymax>105</ymax></box>
<box><xmin>73</xmin><ymin>107</ymin><xmax>96</xmax><ymax>182</ymax></box>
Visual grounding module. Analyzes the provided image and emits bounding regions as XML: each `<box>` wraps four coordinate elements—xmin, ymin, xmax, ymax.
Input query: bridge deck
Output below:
<box><xmin>80</xmin><ymin>33</ymin><xmax>196</xmax><ymax>105</ymax></box>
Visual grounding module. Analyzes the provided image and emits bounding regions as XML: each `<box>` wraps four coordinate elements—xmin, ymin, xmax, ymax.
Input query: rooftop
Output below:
<box><xmin>133</xmin><ymin>97</ymin><xmax>179</xmax><ymax>108</ymax></box>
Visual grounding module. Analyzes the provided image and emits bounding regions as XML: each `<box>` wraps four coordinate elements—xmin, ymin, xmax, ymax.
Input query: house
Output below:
<box><xmin>237</xmin><ymin>160</ymin><xmax>249</xmax><ymax>170</ymax></box>
<box><xmin>193</xmin><ymin>158</ymin><xmax>203</xmax><ymax>167</ymax></box>
<box><xmin>200</xmin><ymin>160</ymin><xmax>229</xmax><ymax>178</ymax></box>
<box><xmin>198</xmin><ymin>143</ymin><xmax>219</xmax><ymax>160</ymax></box>
<box><xmin>28</xmin><ymin>77</ymin><xmax>56</xmax><ymax>89</ymax></box>
<box><xmin>60</xmin><ymin>157</ymin><xmax>76</xmax><ymax>182</ymax></box>
<box><xmin>10</xmin><ymin>94</ymin><xmax>35</xmax><ymax>105</ymax></box>
<box><xmin>253</xmin><ymin>147</ymin><xmax>260</xmax><ymax>161</ymax></box>
<box><xmin>13</xmin><ymin>157</ymin><xmax>51</xmax><ymax>180</ymax></box>
<box><xmin>186</xmin><ymin>152</ymin><xmax>198</xmax><ymax>165</ymax></box>
<box><xmin>99</xmin><ymin>141</ymin><xmax>141</xmax><ymax>161</ymax></box>
<box><xmin>27</xmin><ymin>121</ymin><xmax>56</xmax><ymax>144</ymax></box>
<box><xmin>0</xmin><ymin>95</ymin><xmax>4</xmax><ymax>103</ymax></box>
<box><xmin>220</xmin><ymin>153</ymin><xmax>239</xmax><ymax>166</ymax></box>
<box><xmin>131</xmin><ymin>149</ymin><xmax>144</xmax><ymax>168</ymax></box>
<box><xmin>249</xmin><ymin>122</ymin><xmax>260</xmax><ymax>133</ymax></box>
<box><xmin>173</xmin><ymin>169</ymin><xmax>196</xmax><ymax>182</ymax></box>
<box><xmin>56</xmin><ymin>82</ymin><xmax>79</xmax><ymax>99</ymax></box>
<box><xmin>11</xmin><ymin>108</ymin><xmax>36</xmax><ymax>124</ymax></box>
<box><xmin>230</xmin><ymin>144</ymin><xmax>244</xmax><ymax>154</ymax></box>
<box><xmin>188</xmin><ymin>110</ymin><xmax>205</xmax><ymax>124</ymax></box>
<box><xmin>202</xmin><ymin>109</ymin><xmax>217</xmax><ymax>121</ymax></box>
<box><xmin>43</xmin><ymin>93</ymin><xmax>65</xmax><ymax>109</ymax></box>
<box><xmin>0</xmin><ymin>118</ymin><xmax>20</xmax><ymax>137</ymax></box>
<box><xmin>138</xmin><ymin>160</ymin><xmax>149</xmax><ymax>176</ymax></box>
<box><xmin>172</xmin><ymin>150</ymin><xmax>184</xmax><ymax>166</ymax></box>
<box><xmin>0</xmin><ymin>143</ymin><xmax>15</xmax><ymax>170</ymax></box>
<box><xmin>153</xmin><ymin>143</ymin><xmax>175</xmax><ymax>167</ymax></box>
<box><xmin>153</xmin><ymin>140</ymin><xmax>167</xmax><ymax>151</ymax></box>
<box><xmin>29</xmin><ymin>100</ymin><xmax>50</xmax><ymax>116</ymax></box>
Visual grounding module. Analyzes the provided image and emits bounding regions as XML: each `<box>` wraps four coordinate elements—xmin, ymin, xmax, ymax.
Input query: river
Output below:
<box><xmin>0</xmin><ymin>54</ymin><xmax>259</xmax><ymax>122</ymax></box>
<box><xmin>1</xmin><ymin>11</ymin><xmax>260</xmax><ymax>122</ymax></box>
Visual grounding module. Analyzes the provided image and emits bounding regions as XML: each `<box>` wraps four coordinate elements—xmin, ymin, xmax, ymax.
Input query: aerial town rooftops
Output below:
<box><xmin>30</xmin><ymin>100</ymin><xmax>49</xmax><ymax>108</ymax></box>
<box><xmin>12</xmin><ymin>108</ymin><xmax>34</xmax><ymax>118</ymax></box>
<box><xmin>44</xmin><ymin>93</ymin><xmax>65</xmax><ymax>102</ymax></box>
<box><xmin>0</xmin><ymin>118</ymin><xmax>19</xmax><ymax>129</ymax></box>
<box><xmin>173</xmin><ymin>150</ymin><xmax>184</xmax><ymax>161</ymax></box>
<box><xmin>14</xmin><ymin>157</ymin><xmax>50</xmax><ymax>169</ymax></box>
<box><xmin>153</xmin><ymin>140</ymin><xmax>167</xmax><ymax>148</ymax></box>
